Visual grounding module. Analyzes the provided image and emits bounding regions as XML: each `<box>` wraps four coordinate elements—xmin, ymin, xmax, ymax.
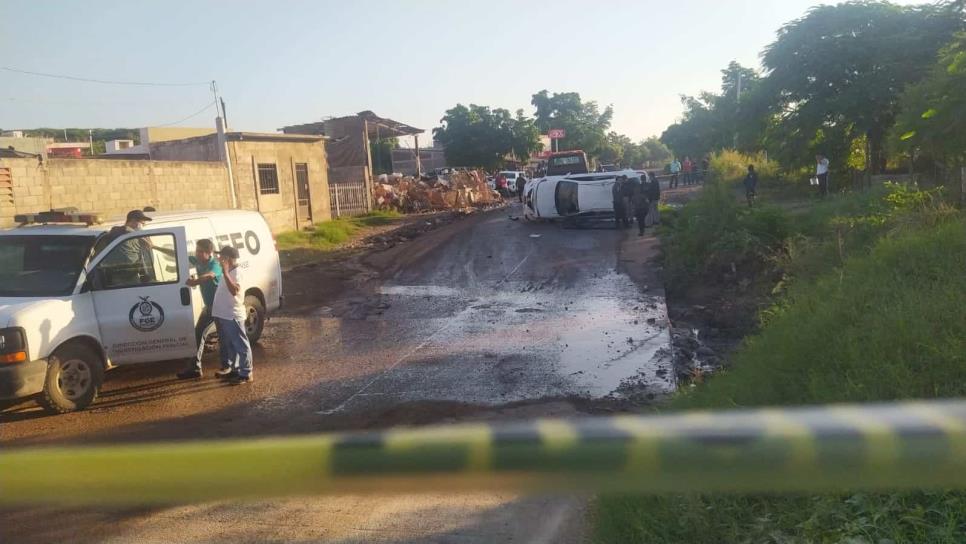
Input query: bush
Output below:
<box><xmin>661</xmin><ymin>181</ymin><xmax>789</xmax><ymax>290</ymax></box>
<box><xmin>709</xmin><ymin>149</ymin><xmax>780</xmax><ymax>185</ymax></box>
<box><xmin>595</xmin><ymin>184</ymin><xmax>966</xmax><ymax>543</ymax></box>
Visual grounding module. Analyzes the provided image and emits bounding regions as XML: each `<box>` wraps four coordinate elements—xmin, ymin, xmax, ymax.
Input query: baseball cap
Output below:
<box><xmin>126</xmin><ymin>209</ymin><xmax>153</xmax><ymax>223</ymax></box>
<box><xmin>216</xmin><ymin>246</ymin><xmax>239</xmax><ymax>259</ymax></box>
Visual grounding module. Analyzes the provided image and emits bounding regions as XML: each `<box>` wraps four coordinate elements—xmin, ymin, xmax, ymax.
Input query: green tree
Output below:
<box><xmin>531</xmin><ymin>90</ymin><xmax>613</xmax><ymax>158</ymax></box>
<box><xmin>762</xmin><ymin>1</ymin><xmax>963</xmax><ymax>174</ymax></box>
<box><xmin>891</xmin><ymin>32</ymin><xmax>966</xmax><ymax>169</ymax></box>
<box><xmin>641</xmin><ymin>136</ymin><xmax>673</xmax><ymax>165</ymax></box>
<box><xmin>433</xmin><ymin>104</ymin><xmax>541</xmax><ymax>169</ymax></box>
<box><xmin>660</xmin><ymin>61</ymin><xmax>762</xmax><ymax>160</ymax></box>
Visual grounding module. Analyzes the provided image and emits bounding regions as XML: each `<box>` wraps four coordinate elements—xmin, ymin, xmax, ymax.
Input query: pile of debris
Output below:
<box><xmin>373</xmin><ymin>170</ymin><xmax>502</xmax><ymax>212</ymax></box>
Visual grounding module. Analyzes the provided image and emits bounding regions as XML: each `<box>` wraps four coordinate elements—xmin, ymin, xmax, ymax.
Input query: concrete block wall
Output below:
<box><xmin>230</xmin><ymin>140</ymin><xmax>331</xmax><ymax>233</ymax></box>
<box><xmin>0</xmin><ymin>157</ymin><xmax>231</xmax><ymax>227</ymax></box>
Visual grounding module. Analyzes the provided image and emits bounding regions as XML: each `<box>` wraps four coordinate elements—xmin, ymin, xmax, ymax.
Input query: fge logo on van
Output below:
<box><xmin>129</xmin><ymin>296</ymin><xmax>165</xmax><ymax>332</ymax></box>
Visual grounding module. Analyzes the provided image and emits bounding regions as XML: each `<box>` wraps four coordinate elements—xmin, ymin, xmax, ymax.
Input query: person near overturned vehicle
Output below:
<box><xmin>645</xmin><ymin>172</ymin><xmax>661</xmax><ymax>227</ymax></box>
<box><xmin>516</xmin><ymin>174</ymin><xmax>527</xmax><ymax>203</ymax></box>
<box><xmin>212</xmin><ymin>246</ymin><xmax>254</xmax><ymax>385</ymax></box>
<box><xmin>631</xmin><ymin>177</ymin><xmax>650</xmax><ymax>236</ymax></box>
<box><xmin>612</xmin><ymin>176</ymin><xmax>629</xmax><ymax>229</ymax></box>
<box><xmin>177</xmin><ymin>239</ymin><xmax>228</xmax><ymax>380</ymax></box>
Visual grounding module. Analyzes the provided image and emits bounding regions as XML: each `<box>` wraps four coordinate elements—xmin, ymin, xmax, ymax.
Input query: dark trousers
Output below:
<box><xmin>817</xmin><ymin>173</ymin><xmax>829</xmax><ymax>197</ymax></box>
<box><xmin>670</xmin><ymin>174</ymin><xmax>679</xmax><ymax>188</ymax></box>
<box><xmin>613</xmin><ymin>204</ymin><xmax>627</xmax><ymax>228</ymax></box>
<box><xmin>635</xmin><ymin>209</ymin><xmax>648</xmax><ymax>235</ymax></box>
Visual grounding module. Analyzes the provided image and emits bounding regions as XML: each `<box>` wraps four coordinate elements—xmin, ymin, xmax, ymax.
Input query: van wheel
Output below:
<box><xmin>40</xmin><ymin>344</ymin><xmax>104</xmax><ymax>414</ymax></box>
<box><xmin>244</xmin><ymin>295</ymin><xmax>266</xmax><ymax>344</ymax></box>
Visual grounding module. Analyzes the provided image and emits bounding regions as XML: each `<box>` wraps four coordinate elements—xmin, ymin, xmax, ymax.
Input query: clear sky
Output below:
<box><xmin>1</xmin><ymin>0</ymin><xmax>927</xmax><ymax>147</ymax></box>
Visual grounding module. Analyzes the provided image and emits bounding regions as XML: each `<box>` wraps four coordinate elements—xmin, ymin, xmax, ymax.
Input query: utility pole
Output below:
<box><xmin>88</xmin><ymin>129</ymin><xmax>93</xmax><ymax>157</ymax></box>
<box><xmin>211</xmin><ymin>80</ymin><xmax>237</xmax><ymax>208</ymax></box>
<box><xmin>733</xmin><ymin>71</ymin><xmax>742</xmax><ymax>149</ymax></box>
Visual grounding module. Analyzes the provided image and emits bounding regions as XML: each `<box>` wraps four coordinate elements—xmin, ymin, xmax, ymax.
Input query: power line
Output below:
<box><xmin>154</xmin><ymin>101</ymin><xmax>217</xmax><ymax>127</ymax></box>
<box><xmin>1</xmin><ymin>66</ymin><xmax>210</xmax><ymax>87</ymax></box>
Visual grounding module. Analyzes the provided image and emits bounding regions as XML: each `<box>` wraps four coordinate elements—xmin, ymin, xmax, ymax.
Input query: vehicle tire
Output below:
<box><xmin>244</xmin><ymin>294</ymin><xmax>266</xmax><ymax>344</ymax></box>
<box><xmin>39</xmin><ymin>343</ymin><xmax>104</xmax><ymax>414</ymax></box>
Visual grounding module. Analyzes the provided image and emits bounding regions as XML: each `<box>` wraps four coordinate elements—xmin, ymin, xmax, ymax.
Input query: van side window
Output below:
<box><xmin>96</xmin><ymin>233</ymin><xmax>179</xmax><ymax>289</ymax></box>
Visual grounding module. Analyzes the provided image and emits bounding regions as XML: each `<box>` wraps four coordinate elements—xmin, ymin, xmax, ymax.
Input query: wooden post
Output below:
<box><xmin>414</xmin><ymin>134</ymin><xmax>422</xmax><ymax>177</ymax></box>
<box><xmin>334</xmin><ymin>184</ymin><xmax>341</xmax><ymax>217</ymax></box>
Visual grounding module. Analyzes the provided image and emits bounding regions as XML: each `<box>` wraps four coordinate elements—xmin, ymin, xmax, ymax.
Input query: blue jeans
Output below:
<box><xmin>216</xmin><ymin>317</ymin><xmax>252</xmax><ymax>378</ymax></box>
<box><xmin>188</xmin><ymin>308</ymin><xmax>230</xmax><ymax>372</ymax></box>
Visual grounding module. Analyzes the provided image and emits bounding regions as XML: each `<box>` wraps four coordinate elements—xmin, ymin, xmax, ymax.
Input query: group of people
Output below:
<box><xmin>668</xmin><ymin>156</ymin><xmax>708</xmax><ymax>188</ymax></box>
<box><xmin>493</xmin><ymin>172</ymin><xmax>528</xmax><ymax>202</ymax></box>
<box><xmin>100</xmin><ymin>209</ymin><xmax>254</xmax><ymax>385</ymax></box>
<box><xmin>612</xmin><ymin>173</ymin><xmax>661</xmax><ymax>236</ymax></box>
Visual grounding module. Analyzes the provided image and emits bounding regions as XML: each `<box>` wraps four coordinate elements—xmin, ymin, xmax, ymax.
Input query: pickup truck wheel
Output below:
<box><xmin>244</xmin><ymin>295</ymin><xmax>266</xmax><ymax>344</ymax></box>
<box><xmin>40</xmin><ymin>344</ymin><xmax>104</xmax><ymax>414</ymax></box>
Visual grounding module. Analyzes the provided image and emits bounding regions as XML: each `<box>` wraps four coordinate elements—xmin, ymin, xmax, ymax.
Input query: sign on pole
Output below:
<box><xmin>548</xmin><ymin>128</ymin><xmax>566</xmax><ymax>139</ymax></box>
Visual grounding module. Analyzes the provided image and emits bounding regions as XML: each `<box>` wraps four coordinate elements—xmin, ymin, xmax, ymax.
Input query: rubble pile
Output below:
<box><xmin>373</xmin><ymin>170</ymin><xmax>502</xmax><ymax>212</ymax></box>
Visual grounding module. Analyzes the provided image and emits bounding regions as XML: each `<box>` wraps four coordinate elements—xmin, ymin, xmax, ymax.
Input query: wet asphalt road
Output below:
<box><xmin>0</xmin><ymin>203</ymin><xmax>671</xmax><ymax>543</ymax></box>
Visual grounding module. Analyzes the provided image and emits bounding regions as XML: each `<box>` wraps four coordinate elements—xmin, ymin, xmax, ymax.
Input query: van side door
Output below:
<box><xmin>84</xmin><ymin>227</ymin><xmax>198</xmax><ymax>364</ymax></box>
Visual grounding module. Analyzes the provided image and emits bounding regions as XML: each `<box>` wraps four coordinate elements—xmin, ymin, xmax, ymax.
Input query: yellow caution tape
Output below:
<box><xmin>4</xmin><ymin>400</ymin><xmax>966</xmax><ymax>505</ymax></box>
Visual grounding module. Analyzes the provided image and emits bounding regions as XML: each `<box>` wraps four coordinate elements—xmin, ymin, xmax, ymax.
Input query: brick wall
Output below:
<box><xmin>0</xmin><ymin>157</ymin><xmax>230</xmax><ymax>227</ymax></box>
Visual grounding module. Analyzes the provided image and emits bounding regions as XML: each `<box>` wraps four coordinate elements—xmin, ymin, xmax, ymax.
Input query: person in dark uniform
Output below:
<box><xmin>645</xmin><ymin>172</ymin><xmax>661</xmax><ymax>227</ymax></box>
<box><xmin>632</xmin><ymin>178</ymin><xmax>650</xmax><ymax>236</ymax></box>
<box><xmin>612</xmin><ymin>176</ymin><xmax>627</xmax><ymax>229</ymax></box>
<box><xmin>516</xmin><ymin>174</ymin><xmax>527</xmax><ymax>203</ymax></box>
<box><xmin>621</xmin><ymin>174</ymin><xmax>636</xmax><ymax>228</ymax></box>
<box><xmin>744</xmin><ymin>164</ymin><xmax>759</xmax><ymax>207</ymax></box>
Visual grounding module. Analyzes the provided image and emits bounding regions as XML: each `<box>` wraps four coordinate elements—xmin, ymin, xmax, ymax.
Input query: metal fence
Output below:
<box><xmin>329</xmin><ymin>181</ymin><xmax>370</xmax><ymax>218</ymax></box>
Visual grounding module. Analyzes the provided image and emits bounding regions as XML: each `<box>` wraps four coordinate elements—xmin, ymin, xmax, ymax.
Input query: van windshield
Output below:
<box><xmin>0</xmin><ymin>235</ymin><xmax>96</xmax><ymax>297</ymax></box>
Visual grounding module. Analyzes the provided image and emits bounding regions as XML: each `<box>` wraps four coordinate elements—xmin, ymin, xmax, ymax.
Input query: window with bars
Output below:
<box><xmin>257</xmin><ymin>163</ymin><xmax>280</xmax><ymax>195</ymax></box>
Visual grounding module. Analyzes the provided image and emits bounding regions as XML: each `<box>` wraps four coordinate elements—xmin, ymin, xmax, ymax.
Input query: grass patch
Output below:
<box><xmin>595</xmin><ymin>183</ymin><xmax>966</xmax><ymax>542</ymax></box>
<box><xmin>276</xmin><ymin>210</ymin><xmax>402</xmax><ymax>268</ymax></box>
<box><xmin>276</xmin><ymin>210</ymin><xmax>402</xmax><ymax>251</ymax></box>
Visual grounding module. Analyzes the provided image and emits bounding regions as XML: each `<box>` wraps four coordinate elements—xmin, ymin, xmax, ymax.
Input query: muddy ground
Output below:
<box><xmin>1</xmin><ymin>190</ymin><xmax>690</xmax><ymax>543</ymax></box>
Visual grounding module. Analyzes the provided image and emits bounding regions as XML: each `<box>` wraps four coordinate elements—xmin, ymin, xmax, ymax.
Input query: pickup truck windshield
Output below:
<box><xmin>0</xmin><ymin>235</ymin><xmax>96</xmax><ymax>297</ymax></box>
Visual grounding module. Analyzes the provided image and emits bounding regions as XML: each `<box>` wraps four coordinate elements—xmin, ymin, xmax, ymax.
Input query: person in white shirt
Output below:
<box><xmin>212</xmin><ymin>246</ymin><xmax>253</xmax><ymax>384</ymax></box>
<box><xmin>815</xmin><ymin>154</ymin><xmax>830</xmax><ymax>198</ymax></box>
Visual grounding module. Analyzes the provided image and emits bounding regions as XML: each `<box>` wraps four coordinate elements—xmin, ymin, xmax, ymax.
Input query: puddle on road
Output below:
<box><xmin>376</xmin><ymin>271</ymin><xmax>675</xmax><ymax>401</ymax></box>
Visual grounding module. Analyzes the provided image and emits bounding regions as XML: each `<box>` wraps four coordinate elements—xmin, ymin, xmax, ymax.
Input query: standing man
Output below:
<box><xmin>212</xmin><ymin>246</ymin><xmax>253</xmax><ymax>385</ymax></box>
<box><xmin>815</xmin><ymin>153</ymin><xmax>830</xmax><ymax>198</ymax></box>
<box><xmin>621</xmin><ymin>173</ymin><xmax>635</xmax><ymax>228</ymax></box>
<box><xmin>682</xmin><ymin>156</ymin><xmax>693</xmax><ymax>185</ymax></box>
<box><xmin>176</xmin><ymin>239</ymin><xmax>226</xmax><ymax>380</ymax></box>
<box><xmin>700</xmin><ymin>157</ymin><xmax>710</xmax><ymax>184</ymax></box>
<box><xmin>632</xmin><ymin>178</ymin><xmax>650</xmax><ymax>236</ymax></box>
<box><xmin>612</xmin><ymin>176</ymin><xmax>627</xmax><ymax>229</ymax></box>
<box><xmin>669</xmin><ymin>158</ymin><xmax>681</xmax><ymax>188</ymax></box>
<box><xmin>516</xmin><ymin>173</ymin><xmax>527</xmax><ymax>203</ymax></box>
<box><xmin>744</xmin><ymin>164</ymin><xmax>759</xmax><ymax>207</ymax></box>
<box><xmin>645</xmin><ymin>172</ymin><xmax>661</xmax><ymax>227</ymax></box>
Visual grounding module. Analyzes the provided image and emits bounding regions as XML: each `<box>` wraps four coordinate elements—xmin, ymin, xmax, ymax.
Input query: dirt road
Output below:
<box><xmin>0</xmin><ymin>202</ymin><xmax>672</xmax><ymax>543</ymax></box>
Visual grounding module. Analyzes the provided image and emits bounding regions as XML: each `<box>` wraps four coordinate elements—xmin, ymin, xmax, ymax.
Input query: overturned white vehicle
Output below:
<box><xmin>522</xmin><ymin>170</ymin><xmax>643</xmax><ymax>224</ymax></box>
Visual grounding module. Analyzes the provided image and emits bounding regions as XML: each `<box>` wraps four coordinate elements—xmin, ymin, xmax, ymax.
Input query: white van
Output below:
<box><xmin>523</xmin><ymin>170</ymin><xmax>641</xmax><ymax>222</ymax></box>
<box><xmin>0</xmin><ymin>209</ymin><xmax>282</xmax><ymax>413</ymax></box>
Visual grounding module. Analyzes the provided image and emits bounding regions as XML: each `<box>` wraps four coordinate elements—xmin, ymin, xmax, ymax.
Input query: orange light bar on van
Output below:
<box><xmin>0</xmin><ymin>351</ymin><xmax>27</xmax><ymax>364</ymax></box>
